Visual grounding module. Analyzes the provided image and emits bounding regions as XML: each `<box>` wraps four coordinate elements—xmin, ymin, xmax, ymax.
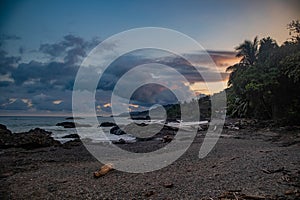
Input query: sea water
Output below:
<box><xmin>0</xmin><ymin>116</ymin><xmax>208</xmax><ymax>143</ymax></box>
<box><xmin>0</xmin><ymin>116</ymin><xmax>136</xmax><ymax>143</ymax></box>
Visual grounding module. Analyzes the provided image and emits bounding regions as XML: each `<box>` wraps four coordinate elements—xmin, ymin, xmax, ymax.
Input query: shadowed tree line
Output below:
<box><xmin>226</xmin><ymin>20</ymin><xmax>300</xmax><ymax>124</ymax></box>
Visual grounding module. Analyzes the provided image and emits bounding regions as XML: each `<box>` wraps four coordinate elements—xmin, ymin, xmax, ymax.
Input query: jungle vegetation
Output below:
<box><xmin>226</xmin><ymin>20</ymin><xmax>300</xmax><ymax>124</ymax></box>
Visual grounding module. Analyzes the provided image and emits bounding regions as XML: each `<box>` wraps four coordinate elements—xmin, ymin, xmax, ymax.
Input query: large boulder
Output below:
<box><xmin>0</xmin><ymin>126</ymin><xmax>60</xmax><ymax>149</ymax></box>
<box><xmin>0</xmin><ymin>124</ymin><xmax>13</xmax><ymax>147</ymax></box>
<box><xmin>62</xmin><ymin>139</ymin><xmax>82</xmax><ymax>149</ymax></box>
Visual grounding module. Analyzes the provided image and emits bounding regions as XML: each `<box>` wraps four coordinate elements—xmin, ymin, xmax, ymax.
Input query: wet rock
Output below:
<box><xmin>224</xmin><ymin>123</ymin><xmax>240</xmax><ymax>130</ymax></box>
<box><xmin>163</xmin><ymin>135</ymin><xmax>173</xmax><ymax>143</ymax></box>
<box><xmin>56</xmin><ymin>122</ymin><xmax>91</xmax><ymax>128</ymax></box>
<box><xmin>56</xmin><ymin>122</ymin><xmax>76</xmax><ymax>128</ymax></box>
<box><xmin>0</xmin><ymin>124</ymin><xmax>13</xmax><ymax>147</ymax></box>
<box><xmin>136</xmin><ymin>123</ymin><xmax>147</xmax><ymax>127</ymax></box>
<box><xmin>136</xmin><ymin>137</ymin><xmax>153</xmax><ymax>142</ymax></box>
<box><xmin>163</xmin><ymin>125</ymin><xmax>178</xmax><ymax>132</ymax></box>
<box><xmin>110</xmin><ymin>126</ymin><xmax>126</xmax><ymax>135</ymax></box>
<box><xmin>62</xmin><ymin>139</ymin><xmax>82</xmax><ymax>149</ymax></box>
<box><xmin>65</xmin><ymin>117</ymin><xmax>84</xmax><ymax>120</ymax></box>
<box><xmin>165</xmin><ymin>118</ymin><xmax>180</xmax><ymax>123</ymax></box>
<box><xmin>98</xmin><ymin>122</ymin><xmax>116</xmax><ymax>127</ymax></box>
<box><xmin>0</xmin><ymin>124</ymin><xmax>9</xmax><ymax>131</ymax></box>
<box><xmin>199</xmin><ymin>124</ymin><xmax>209</xmax><ymax>131</ymax></box>
<box><xmin>0</xmin><ymin>127</ymin><xmax>60</xmax><ymax>149</ymax></box>
<box><xmin>62</xmin><ymin>134</ymin><xmax>80</xmax><ymax>139</ymax></box>
<box><xmin>112</xmin><ymin>138</ymin><xmax>126</xmax><ymax>144</ymax></box>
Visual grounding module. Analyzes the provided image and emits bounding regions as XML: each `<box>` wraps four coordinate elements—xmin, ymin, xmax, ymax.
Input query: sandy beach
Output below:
<box><xmin>1</xmin><ymin>122</ymin><xmax>299</xmax><ymax>200</ymax></box>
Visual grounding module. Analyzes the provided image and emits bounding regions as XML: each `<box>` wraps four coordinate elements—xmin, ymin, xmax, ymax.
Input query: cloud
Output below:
<box><xmin>39</xmin><ymin>34</ymin><xmax>101</xmax><ymax>64</ymax></box>
<box><xmin>52</xmin><ymin>100</ymin><xmax>63</xmax><ymax>105</ymax></box>
<box><xmin>0</xmin><ymin>34</ymin><xmax>22</xmax><ymax>88</ymax></box>
<box><xmin>0</xmin><ymin>50</ymin><xmax>21</xmax><ymax>76</ymax></box>
<box><xmin>0</xmin><ymin>34</ymin><xmax>21</xmax><ymax>47</ymax></box>
<box><xmin>1</xmin><ymin>98</ymin><xmax>29</xmax><ymax>110</ymax></box>
<box><xmin>207</xmin><ymin>50</ymin><xmax>240</xmax><ymax>68</ymax></box>
<box><xmin>130</xmin><ymin>84</ymin><xmax>178</xmax><ymax>105</ymax></box>
<box><xmin>103</xmin><ymin>103</ymin><xmax>111</xmax><ymax>108</ymax></box>
<box><xmin>182</xmin><ymin>50</ymin><xmax>239</xmax><ymax>69</ymax></box>
<box><xmin>0</xmin><ymin>35</ymin><xmax>237</xmax><ymax>115</ymax></box>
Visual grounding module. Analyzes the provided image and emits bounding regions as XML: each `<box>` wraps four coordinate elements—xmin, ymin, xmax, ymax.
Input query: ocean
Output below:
<box><xmin>0</xmin><ymin>116</ymin><xmax>209</xmax><ymax>143</ymax></box>
<box><xmin>0</xmin><ymin>116</ymin><xmax>136</xmax><ymax>143</ymax></box>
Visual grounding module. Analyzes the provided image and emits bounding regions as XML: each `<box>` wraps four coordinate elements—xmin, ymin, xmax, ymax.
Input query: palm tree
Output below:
<box><xmin>226</xmin><ymin>63</ymin><xmax>241</xmax><ymax>86</ymax></box>
<box><xmin>235</xmin><ymin>36</ymin><xmax>259</xmax><ymax>66</ymax></box>
<box><xmin>226</xmin><ymin>36</ymin><xmax>259</xmax><ymax>84</ymax></box>
<box><xmin>225</xmin><ymin>37</ymin><xmax>259</xmax><ymax>117</ymax></box>
<box><xmin>259</xmin><ymin>37</ymin><xmax>278</xmax><ymax>50</ymax></box>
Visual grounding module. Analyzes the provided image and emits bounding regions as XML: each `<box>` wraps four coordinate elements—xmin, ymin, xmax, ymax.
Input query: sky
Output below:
<box><xmin>0</xmin><ymin>0</ymin><xmax>299</xmax><ymax>116</ymax></box>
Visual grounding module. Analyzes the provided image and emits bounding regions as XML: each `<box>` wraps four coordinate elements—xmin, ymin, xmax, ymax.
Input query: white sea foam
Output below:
<box><xmin>0</xmin><ymin>116</ymin><xmax>208</xmax><ymax>143</ymax></box>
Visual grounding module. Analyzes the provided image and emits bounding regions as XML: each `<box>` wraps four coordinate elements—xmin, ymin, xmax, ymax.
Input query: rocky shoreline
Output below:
<box><xmin>0</xmin><ymin>120</ymin><xmax>299</xmax><ymax>199</ymax></box>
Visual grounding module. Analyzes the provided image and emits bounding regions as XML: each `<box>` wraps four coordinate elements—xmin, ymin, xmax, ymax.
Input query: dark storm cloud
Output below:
<box><xmin>0</xmin><ymin>36</ymin><xmax>236</xmax><ymax>114</ymax></box>
<box><xmin>10</xmin><ymin>61</ymin><xmax>77</xmax><ymax>89</ymax></box>
<box><xmin>39</xmin><ymin>43</ymin><xmax>66</xmax><ymax>57</ymax></box>
<box><xmin>39</xmin><ymin>34</ymin><xmax>101</xmax><ymax>63</ymax></box>
<box><xmin>0</xmin><ymin>34</ymin><xmax>101</xmax><ymax>113</ymax></box>
<box><xmin>130</xmin><ymin>84</ymin><xmax>178</xmax><ymax>106</ymax></box>
<box><xmin>98</xmin><ymin>49</ymin><xmax>231</xmax><ymax>92</ymax></box>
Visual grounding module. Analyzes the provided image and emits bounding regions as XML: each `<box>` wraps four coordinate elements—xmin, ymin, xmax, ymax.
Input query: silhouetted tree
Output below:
<box><xmin>226</xmin><ymin>20</ymin><xmax>300</xmax><ymax>124</ymax></box>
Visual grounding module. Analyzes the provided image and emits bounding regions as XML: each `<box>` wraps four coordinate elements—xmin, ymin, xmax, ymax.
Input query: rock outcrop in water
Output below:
<box><xmin>99</xmin><ymin>122</ymin><xmax>116</xmax><ymax>127</ymax></box>
<box><xmin>56</xmin><ymin>121</ymin><xmax>91</xmax><ymax>128</ymax></box>
<box><xmin>62</xmin><ymin>134</ymin><xmax>80</xmax><ymax>139</ymax></box>
<box><xmin>110</xmin><ymin>126</ymin><xmax>126</xmax><ymax>135</ymax></box>
<box><xmin>0</xmin><ymin>124</ymin><xmax>60</xmax><ymax>149</ymax></box>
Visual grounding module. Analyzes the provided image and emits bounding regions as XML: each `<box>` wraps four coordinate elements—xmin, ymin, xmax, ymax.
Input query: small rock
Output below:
<box><xmin>163</xmin><ymin>183</ymin><xmax>174</xmax><ymax>188</ymax></box>
<box><xmin>165</xmin><ymin>118</ymin><xmax>180</xmax><ymax>123</ymax></box>
<box><xmin>145</xmin><ymin>190</ymin><xmax>154</xmax><ymax>197</ymax></box>
<box><xmin>163</xmin><ymin>135</ymin><xmax>173</xmax><ymax>143</ymax></box>
<box><xmin>136</xmin><ymin>123</ymin><xmax>147</xmax><ymax>127</ymax></box>
<box><xmin>112</xmin><ymin>138</ymin><xmax>126</xmax><ymax>144</ymax></box>
<box><xmin>285</xmin><ymin>190</ymin><xmax>295</xmax><ymax>195</ymax></box>
<box><xmin>56</xmin><ymin>122</ymin><xmax>76</xmax><ymax>128</ymax></box>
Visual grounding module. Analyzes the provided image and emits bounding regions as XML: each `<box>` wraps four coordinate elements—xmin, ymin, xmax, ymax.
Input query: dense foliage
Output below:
<box><xmin>226</xmin><ymin>20</ymin><xmax>300</xmax><ymax>124</ymax></box>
